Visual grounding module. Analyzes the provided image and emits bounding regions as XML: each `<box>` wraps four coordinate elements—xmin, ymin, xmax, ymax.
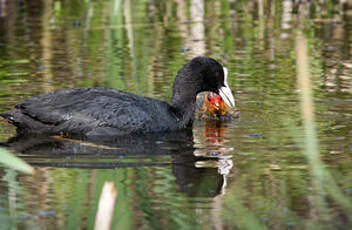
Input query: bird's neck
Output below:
<box><xmin>170</xmin><ymin>67</ymin><xmax>201</xmax><ymax>128</ymax></box>
<box><xmin>170</xmin><ymin>92</ymin><xmax>197</xmax><ymax>129</ymax></box>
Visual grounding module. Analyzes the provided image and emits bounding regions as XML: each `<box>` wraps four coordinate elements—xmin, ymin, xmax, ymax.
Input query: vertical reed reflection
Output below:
<box><xmin>190</xmin><ymin>0</ymin><xmax>205</xmax><ymax>56</ymax></box>
<box><xmin>295</xmin><ymin>28</ymin><xmax>352</xmax><ymax>225</ymax></box>
<box><xmin>295</xmin><ymin>29</ymin><xmax>329</xmax><ymax>223</ymax></box>
<box><xmin>41</xmin><ymin>0</ymin><xmax>54</xmax><ymax>93</ymax></box>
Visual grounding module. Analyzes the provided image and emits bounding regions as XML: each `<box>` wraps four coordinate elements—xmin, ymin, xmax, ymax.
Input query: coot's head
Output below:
<box><xmin>175</xmin><ymin>56</ymin><xmax>235</xmax><ymax>108</ymax></box>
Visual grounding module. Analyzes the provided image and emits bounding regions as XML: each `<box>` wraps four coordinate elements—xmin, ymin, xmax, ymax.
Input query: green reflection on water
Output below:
<box><xmin>0</xmin><ymin>0</ymin><xmax>352</xmax><ymax>229</ymax></box>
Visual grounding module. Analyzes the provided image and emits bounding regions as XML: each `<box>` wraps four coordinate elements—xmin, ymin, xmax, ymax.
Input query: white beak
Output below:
<box><xmin>219</xmin><ymin>86</ymin><xmax>235</xmax><ymax>108</ymax></box>
<box><xmin>219</xmin><ymin>67</ymin><xmax>235</xmax><ymax>108</ymax></box>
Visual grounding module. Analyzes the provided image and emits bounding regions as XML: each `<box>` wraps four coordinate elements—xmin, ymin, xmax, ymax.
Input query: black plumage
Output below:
<box><xmin>1</xmin><ymin>57</ymin><xmax>234</xmax><ymax>137</ymax></box>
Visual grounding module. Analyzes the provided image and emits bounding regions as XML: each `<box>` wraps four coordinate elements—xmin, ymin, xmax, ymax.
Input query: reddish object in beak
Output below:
<box><xmin>203</xmin><ymin>92</ymin><xmax>229</xmax><ymax>116</ymax></box>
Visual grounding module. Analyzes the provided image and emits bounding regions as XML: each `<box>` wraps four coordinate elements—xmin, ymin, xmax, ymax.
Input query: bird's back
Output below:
<box><xmin>1</xmin><ymin>87</ymin><xmax>179</xmax><ymax>137</ymax></box>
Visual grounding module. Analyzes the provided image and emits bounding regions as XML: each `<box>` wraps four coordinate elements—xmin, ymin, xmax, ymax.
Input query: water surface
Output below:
<box><xmin>1</xmin><ymin>1</ymin><xmax>352</xmax><ymax>229</ymax></box>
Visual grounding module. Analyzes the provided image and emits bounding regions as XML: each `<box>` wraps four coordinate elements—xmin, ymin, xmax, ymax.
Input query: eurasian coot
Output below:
<box><xmin>0</xmin><ymin>57</ymin><xmax>235</xmax><ymax>137</ymax></box>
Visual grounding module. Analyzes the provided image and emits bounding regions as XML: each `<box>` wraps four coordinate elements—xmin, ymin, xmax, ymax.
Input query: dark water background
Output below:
<box><xmin>0</xmin><ymin>1</ymin><xmax>352</xmax><ymax>229</ymax></box>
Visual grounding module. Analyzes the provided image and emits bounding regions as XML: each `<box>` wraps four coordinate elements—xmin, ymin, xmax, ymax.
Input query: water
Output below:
<box><xmin>1</xmin><ymin>1</ymin><xmax>352</xmax><ymax>229</ymax></box>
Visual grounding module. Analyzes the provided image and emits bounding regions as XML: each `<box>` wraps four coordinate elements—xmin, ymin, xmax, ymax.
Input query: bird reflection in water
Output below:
<box><xmin>192</xmin><ymin>120</ymin><xmax>234</xmax><ymax>196</ymax></box>
<box><xmin>3</xmin><ymin>123</ymin><xmax>234</xmax><ymax>198</ymax></box>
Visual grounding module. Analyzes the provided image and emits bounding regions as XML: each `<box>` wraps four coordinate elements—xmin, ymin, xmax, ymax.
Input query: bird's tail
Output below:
<box><xmin>0</xmin><ymin>112</ymin><xmax>15</xmax><ymax>123</ymax></box>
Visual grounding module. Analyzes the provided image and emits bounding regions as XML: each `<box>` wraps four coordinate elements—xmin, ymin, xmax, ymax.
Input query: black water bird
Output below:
<box><xmin>0</xmin><ymin>57</ymin><xmax>235</xmax><ymax>137</ymax></box>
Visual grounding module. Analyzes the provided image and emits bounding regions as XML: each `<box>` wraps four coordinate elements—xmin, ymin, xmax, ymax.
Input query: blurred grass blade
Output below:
<box><xmin>295</xmin><ymin>30</ymin><xmax>352</xmax><ymax>219</ymax></box>
<box><xmin>0</xmin><ymin>147</ymin><xmax>34</xmax><ymax>174</ymax></box>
